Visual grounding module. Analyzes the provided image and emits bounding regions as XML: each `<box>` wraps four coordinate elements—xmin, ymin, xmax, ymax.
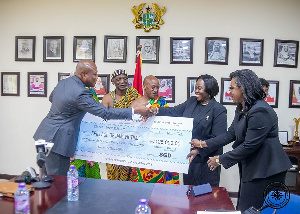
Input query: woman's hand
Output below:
<box><xmin>186</xmin><ymin>149</ymin><xmax>199</xmax><ymax>164</ymax></box>
<box><xmin>207</xmin><ymin>156</ymin><xmax>220</xmax><ymax>171</ymax></box>
<box><xmin>190</xmin><ymin>139</ymin><xmax>207</xmax><ymax>149</ymax></box>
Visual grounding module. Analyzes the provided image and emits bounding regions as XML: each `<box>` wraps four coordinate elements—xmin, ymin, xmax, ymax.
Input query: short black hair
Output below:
<box><xmin>230</xmin><ymin>69</ymin><xmax>264</xmax><ymax>112</ymax></box>
<box><xmin>196</xmin><ymin>74</ymin><xmax>219</xmax><ymax>98</ymax></box>
<box><xmin>259</xmin><ymin>78</ymin><xmax>269</xmax><ymax>88</ymax></box>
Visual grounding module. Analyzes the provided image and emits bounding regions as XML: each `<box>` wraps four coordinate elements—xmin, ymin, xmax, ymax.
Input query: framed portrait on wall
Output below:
<box><xmin>73</xmin><ymin>36</ymin><xmax>96</xmax><ymax>62</ymax></box>
<box><xmin>1</xmin><ymin>72</ymin><xmax>20</xmax><ymax>96</ymax></box>
<box><xmin>289</xmin><ymin>80</ymin><xmax>300</xmax><ymax>108</ymax></box>
<box><xmin>205</xmin><ymin>37</ymin><xmax>229</xmax><ymax>65</ymax></box>
<box><xmin>127</xmin><ymin>75</ymin><xmax>134</xmax><ymax>88</ymax></box>
<box><xmin>187</xmin><ymin>77</ymin><xmax>197</xmax><ymax>99</ymax></box>
<box><xmin>58</xmin><ymin>72</ymin><xmax>71</xmax><ymax>81</ymax></box>
<box><xmin>156</xmin><ymin>76</ymin><xmax>175</xmax><ymax>103</ymax></box>
<box><xmin>170</xmin><ymin>37</ymin><xmax>193</xmax><ymax>64</ymax></box>
<box><xmin>28</xmin><ymin>72</ymin><xmax>47</xmax><ymax>97</ymax></box>
<box><xmin>15</xmin><ymin>36</ymin><xmax>36</xmax><ymax>61</ymax></box>
<box><xmin>92</xmin><ymin>74</ymin><xmax>110</xmax><ymax>100</ymax></box>
<box><xmin>220</xmin><ymin>78</ymin><xmax>235</xmax><ymax>105</ymax></box>
<box><xmin>274</xmin><ymin>39</ymin><xmax>299</xmax><ymax>68</ymax></box>
<box><xmin>104</xmin><ymin>36</ymin><xmax>127</xmax><ymax>63</ymax></box>
<box><xmin>136</xmin><ymin>36</ymin><xmax>160</xmax><ymax>64</ymax></box>
<box><xmin>239</xmin><ymin>38</ymin><xmax>264</xmax><ymax>66</ymax></box>
<box><xmin>43</xmin><ymin>36</ymin><xmax>64</xmax><ymax>62</ymax></box>
<box><xmin>265</xmin><ymin>81</ymin><xmax>279</xmax><ymax>108</ymax></box>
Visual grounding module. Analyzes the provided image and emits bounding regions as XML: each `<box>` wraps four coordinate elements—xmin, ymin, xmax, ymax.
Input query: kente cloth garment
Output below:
<box><xmin>131</xmin><ymin>96</ymin><xmax>180</xmax><ymax>184</ymax></box>
<box><xmin>106</xmin><ymin>87</ymin><xmax>141</xmax><ymax>181</ymax></box>
<box><xmin>70</xmin><ymin>159</ymin><xmax>101</xmax><ymax>179</ymax></box>
<box><xmin>70</xmin><ymin>88</ymin><xmax>101</xmax><ymax>179</ymax></box>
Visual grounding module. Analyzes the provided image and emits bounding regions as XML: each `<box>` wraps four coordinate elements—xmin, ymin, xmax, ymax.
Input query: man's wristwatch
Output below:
<box><xmin>216</xmin><ymin>155</ymin><xmax>221</xmax><ymax>165</ymax></box>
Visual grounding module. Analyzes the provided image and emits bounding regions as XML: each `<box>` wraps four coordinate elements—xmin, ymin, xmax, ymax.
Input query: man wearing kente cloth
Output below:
<box><xmin>130</xmin><ymin>75</ymin><xmax>180</xmax><ymax>184</ymax></box>
<box><xmin>102</xmin><ymin>69</ymin><xmax>141</xmax><ymax>181</ymax></box>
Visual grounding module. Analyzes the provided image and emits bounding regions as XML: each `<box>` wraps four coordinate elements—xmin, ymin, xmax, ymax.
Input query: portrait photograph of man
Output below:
<box><xmin>207</xmin><ymin>40</ymin><xmax>226</xmax><ymax>62</ymax></box>
<box><xmin>242</xmin><ymin>41</ymin><xmax>262</xmax><ymax>64</ymax></box>
<box><xmin>172</xmin><ymin>39</ymin><xmax>192</xmax><ymax>62</ymax></box>
<box><xmin>74</xmin><ymin>36</ymin><xmax>96</xmax><ymax>62</ymax></box>
<box><xmin>46</xmin><ymin>39</ymin><xmax>61</xmax><ymax>59</ymax></box>
<box><xmin>137</xmin><ymin>36</ymin><xmax>160</xmax><ymax>63</ymax></box>
<box><xmin>141</xmin><ymin>39</ymin><xmax>156</xmax><ymax>60</ymax></box>
<box><xmin>277</xmin><ymin>43</ymin><xmax>296</xmax><ymax>65</ymax></box>
<box><xmin>3</xmin><ymin>74</ymin><xmax>18</xmax><ymax>94</ymax></box>
<box><xmin>274</xmin><ymin>40</ymin><xmax>299</xmax><ymax>68</ymax></box>
<box><xmin>205</xmin><ymin>37</ymin><xmax>229</xmax><ymax>65</ymax></box>
<box><xmin>17</xmin><ymin>38</ymin><xmax>33</xmax><ymax>59</ymax></box>
<box><xmin>43</xmin><ymin>36</ymin><xmax>64</xmax><ymax>62</ymax></box>
<box><xmin>107</xmin><ymin>39</ymin><xmax>124</xmax><ymax>60</ymax></box>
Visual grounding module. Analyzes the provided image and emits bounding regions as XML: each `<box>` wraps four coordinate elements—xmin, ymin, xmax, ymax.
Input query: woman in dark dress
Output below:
<box><xmin>158</xmin><ymin>74</ymin><xmax>227</xmax><ymax>186</ymax></box>
<box><xmin>192</xmin><ymin>69</ymin><xmax>292</xmax><ymax>211</ymax></box>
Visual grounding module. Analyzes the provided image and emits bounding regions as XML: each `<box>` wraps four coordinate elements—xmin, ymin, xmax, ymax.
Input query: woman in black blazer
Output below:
<box><xmin>158</xmin><ymin>74</ymin><xmax>227</xmax><ymax>186</ymax></box>
<box><xmin>192</xmin><ymin>69</ymin><xmax>292</xmax><ymax>212</ymax></box>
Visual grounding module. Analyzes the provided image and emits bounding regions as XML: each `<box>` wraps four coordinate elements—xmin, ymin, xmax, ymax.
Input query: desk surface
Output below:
<box><xmin>0</xmin><ymin>176</ymin><xmax>234</xmax><ymax>214</ymax></box>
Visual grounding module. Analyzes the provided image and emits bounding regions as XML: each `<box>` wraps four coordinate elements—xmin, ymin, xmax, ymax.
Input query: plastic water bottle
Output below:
<box><xmin>14</xmin><ymin>182</ymin><xmax>30</xmax><ymax>214</ymax></box>
<box><xmin>67</xmin><ymin>165</ymin><xmax>79</xmax><ymax>201</ymax></box>
<box><xmin>135</xmin><ymin>198</ymin><xmax>151</xmax><ymax>214</ymax></box>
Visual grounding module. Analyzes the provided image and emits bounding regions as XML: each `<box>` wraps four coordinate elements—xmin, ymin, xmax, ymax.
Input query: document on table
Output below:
<box><xmin>74</xmin><ymin>113</ymin><xmax>193</xmax><ymax>173</ymax></box>
<box><xmin>197</xmin><ymin>212</ymin><xmax>241</xmax><ymax>214</ymax></box>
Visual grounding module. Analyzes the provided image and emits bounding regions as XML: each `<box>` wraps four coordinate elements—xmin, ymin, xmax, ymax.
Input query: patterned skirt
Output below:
<box><xmin>131</xmin><ymin>167</ymin><xmax>179</xmax><ymax>184</ymax></box>
<box><xmin>70</xmin><ymin>159</ymin><xmax>101</xmax><ymax>179</ymax></box>
<box><xmin>106</xmin><ymin>164</ymin><xmax>132</xmax><ymax>181</ymax></box>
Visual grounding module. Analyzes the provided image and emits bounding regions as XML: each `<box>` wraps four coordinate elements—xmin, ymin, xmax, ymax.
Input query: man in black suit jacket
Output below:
<box><xmin>33</xmin><ymin>60</ymin><xmax>150</xmax><ymax>176</ymax></box>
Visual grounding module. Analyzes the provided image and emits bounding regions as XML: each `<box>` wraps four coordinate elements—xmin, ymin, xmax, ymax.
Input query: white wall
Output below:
<box><xmin>0</xmin><ymin>0</ymin><xmax>299</xmax><ymax>193</ymax></box>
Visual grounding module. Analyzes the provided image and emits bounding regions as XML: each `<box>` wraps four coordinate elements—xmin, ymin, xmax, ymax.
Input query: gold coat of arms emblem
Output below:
<box><xmin>131</xmin><ymin>3</ymin><xmax>166</xmax><ymax>32</ymax></box>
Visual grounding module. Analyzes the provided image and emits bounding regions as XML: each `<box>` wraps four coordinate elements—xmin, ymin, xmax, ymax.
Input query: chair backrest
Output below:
<box><xmin>261</xmin><ymin>192</ymin><xmax>300</xmax><ymax>214</ymax></box>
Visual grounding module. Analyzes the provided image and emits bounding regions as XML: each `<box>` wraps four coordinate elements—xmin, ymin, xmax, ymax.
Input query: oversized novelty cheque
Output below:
<box><xmin>74</xmin><ymin>113</ymin><xmax>193</xmax><ymax>173</ymax></box>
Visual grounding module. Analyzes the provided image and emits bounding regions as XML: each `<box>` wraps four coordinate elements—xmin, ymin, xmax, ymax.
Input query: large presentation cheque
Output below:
<box><xmin>74</xmin><ymin>113</ymin><xmax>193</xmax><ymax>173</ymax></box>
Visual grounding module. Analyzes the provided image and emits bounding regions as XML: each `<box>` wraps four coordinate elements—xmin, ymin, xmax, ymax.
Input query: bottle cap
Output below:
<box><xmin>18</xmin><ymin>183</ymin><xmax>26</xmax><ymax>188</ymax></box>
<box><xmin>139</xmin><ymin>198</ymin><xmax>147</xmax><ymax>205</ymax></box>
<box><xmin>70</xmin><ymin>165</ymin><xmax>76</xmax><ymax>169</ymax></box>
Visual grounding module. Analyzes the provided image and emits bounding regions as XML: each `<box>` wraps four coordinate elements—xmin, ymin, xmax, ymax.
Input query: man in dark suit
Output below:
<box><xmin>33</xmin><ymin>60</ymin><xmax>150</xmax><ymax>176</ymax></box>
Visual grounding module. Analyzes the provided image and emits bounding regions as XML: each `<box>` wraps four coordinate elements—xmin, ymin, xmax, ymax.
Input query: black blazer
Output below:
<box><xmin>202</xmin><ymin>99</ymin><xmax>292</xmax><ymax>182</ymax></box>
<box><xmin>158</xmin><ymin>97</ymin><xmax>227</xmax><ymax>160</ymax></box>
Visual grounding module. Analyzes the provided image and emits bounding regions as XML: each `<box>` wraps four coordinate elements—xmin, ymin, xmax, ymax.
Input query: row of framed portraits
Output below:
<box><xmin>57</xmin><ymin>73</ymin><xmax>175</xmax><ymax>102</ymax></box>
<box><xmin>0</xmin><ymin>72</ymin><xmax>175</xmax><ymax>103</ymax></box>
<box><xmin>15</xmin><ymin>36</ymin><xmax>299</xmax><ymax>68</ymax></box>
<box><xmin>2</xmin><ymin>71</ymin><xmax>300</xmax><ymax>108</ymax></box>
<box><xmin>188</xmin><ymin>78</ymin><xmax>300</xmax><ymax>108</ymax></box>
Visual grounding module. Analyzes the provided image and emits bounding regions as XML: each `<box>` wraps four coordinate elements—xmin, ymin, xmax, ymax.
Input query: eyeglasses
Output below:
<box><xmin>229</xmin><ymin>86</ymin><xmax>239</xmax><ymax>91</ymax></box>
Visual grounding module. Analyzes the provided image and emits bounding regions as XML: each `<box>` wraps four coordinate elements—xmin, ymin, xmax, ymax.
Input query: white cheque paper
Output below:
<box><xmin>74</xmin><ymin>113</ymin><xmax>193</xmax><ymax>173</ymax></box>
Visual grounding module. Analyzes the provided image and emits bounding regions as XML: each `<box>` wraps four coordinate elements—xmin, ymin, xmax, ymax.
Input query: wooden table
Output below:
<box><xmin>0</xmin><ymin>176</ymin><xmax>86</xmax><ymax>214</ymax></box>
<box><xmin>284</xmin><ymin>145</ymin><xmax>300</xmax><ymax>195</ymax></box>
<box><xmin>0</xmin><ymin>176</ymin><xmax>234</xmax><ymax>214</ymax></box>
